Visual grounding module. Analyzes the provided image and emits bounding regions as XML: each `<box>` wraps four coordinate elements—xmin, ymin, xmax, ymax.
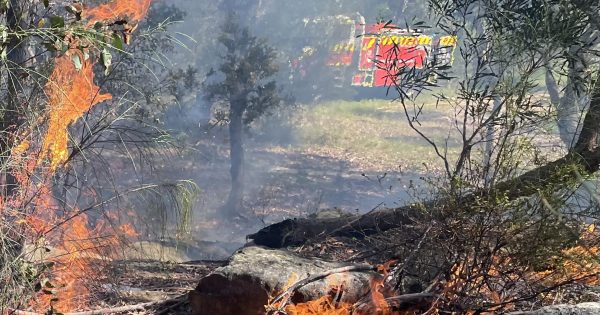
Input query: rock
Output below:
<box><xmin>510</xmin><ymin>302</ymin><xmax>600</xmax><ymax>315</ymax></box>
<box><xmin>188</xmin><ymin>246</ymin><xmax>377</xmax><ymax>315</ymax></box>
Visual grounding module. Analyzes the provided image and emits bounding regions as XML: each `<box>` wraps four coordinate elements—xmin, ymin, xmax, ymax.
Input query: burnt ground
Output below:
<box><xmin>88</xmin><ymin>260</ymin><xmax>222</xmax><ymax>314</ymax></box>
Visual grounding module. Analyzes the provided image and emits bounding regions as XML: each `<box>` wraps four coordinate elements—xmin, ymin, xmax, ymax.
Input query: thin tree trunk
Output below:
<box><xmin>470</xmin><ymin>3</ymin><xmax>504</xmax><ymax>187</ymax></box>
<box><xmin>550</xmin><ymin>29</ymin><xmax>596</xmax><ymax>150</ymax></box>
<box><xmin>545</xmin><ymin>64</ymin><xmax>561</xmax><ymax>107</ymax></box>
<box><xmin>223</xmin><ymin>103</ymin><xmax>245</xmax><ymax>217</ymax></box>
<box><xmin>556</xmin><ymin>49</ymin><xmax>587</xmax><ymax>149</ymax></box>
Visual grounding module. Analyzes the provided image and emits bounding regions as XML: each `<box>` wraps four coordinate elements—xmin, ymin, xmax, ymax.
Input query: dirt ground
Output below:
<box><xmin>149</xmin><ymin>100</ymin><xmax>459</xmax><ymax>251</ymax></box>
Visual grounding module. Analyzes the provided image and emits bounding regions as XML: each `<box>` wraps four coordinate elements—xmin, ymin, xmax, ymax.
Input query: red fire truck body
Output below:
<box><xmin>296</xmin><ymin>16</ymin><xmax>458</xmax><ymax>89</ymax></box>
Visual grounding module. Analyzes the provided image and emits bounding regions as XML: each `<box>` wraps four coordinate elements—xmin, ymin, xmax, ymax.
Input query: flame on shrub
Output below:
<box><xmin>84</xmin><ymin>0</ymin><xmax>152</xmax><ymax>24</ymax></box>
<box><xmin>41</xmin><ymin>52</ymin><xmax>112</xmax><ymax>170</ymax></box>
<box><xmin>7</xmin><ymin>0</ymin><xmax>154</xmax><ymax>311</ymax></box>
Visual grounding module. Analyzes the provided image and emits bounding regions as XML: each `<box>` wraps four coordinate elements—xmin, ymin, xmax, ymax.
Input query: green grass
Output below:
<box><xmin>293</xmin><ymin>98</ymin><xmax>460</xmax><ymax>172</ymax></box>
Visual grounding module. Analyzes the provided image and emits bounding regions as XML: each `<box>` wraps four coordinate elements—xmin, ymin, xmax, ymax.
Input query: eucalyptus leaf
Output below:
<box><xmin>112</xmin><ymin>34</ymin><xmax>124</xmax><ymax>51</ymax></box>
<box><xmin>50</xmin><ymin>16</ymin><xmax>65</xmax><ymax>28</ymax></box>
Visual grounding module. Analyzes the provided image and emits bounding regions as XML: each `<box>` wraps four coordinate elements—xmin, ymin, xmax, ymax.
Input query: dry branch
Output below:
<box><xmin>268</xmin><ymin>263</ymin><xmax>375</xmax><ymax>312</ymax></box>
<box><xmin>9</xmin><ymin>295</ymin><xmax>187</xmax><ymax>315</ymax></box>
<box><xmin>11</xmin><ymin>301</ymin><xmax>159</xmax><ymax>315</ymax></box>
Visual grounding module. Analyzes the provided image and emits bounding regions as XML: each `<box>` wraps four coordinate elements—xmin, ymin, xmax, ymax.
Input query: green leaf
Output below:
<box><xmin>43</xmin><ymin>0</ymin><xmax>49</xmax><ymax>8</ymax></box>
<box><xmin>112</xmin><ymin>34</ymin><xmax>124</xmax><ymax>51</ymax></box>
<box><xmin>60</xmin><ymin>42</ymin><xmax>68</xmax><ymax>54</ymax></box>
<box><xmin>0</xmin><ymin>0</ymin><xmax>8</xmax><ymax>13</ymax></box>
<box><xmin>49</xmin><ymin>16</ymin><xmax>65</xmax><ymax>28</ymax></box>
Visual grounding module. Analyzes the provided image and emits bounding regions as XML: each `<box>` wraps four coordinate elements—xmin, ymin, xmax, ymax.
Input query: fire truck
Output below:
<box><xmin>290</xmin><ymin>14</ymin><xmax>458</xmax><ymax>95</ymax></box>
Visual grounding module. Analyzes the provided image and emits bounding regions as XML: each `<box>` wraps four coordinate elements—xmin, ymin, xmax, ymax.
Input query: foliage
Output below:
<box><xmin>356</xmin><ymin>0</ymin><xmax>600</xmax><ymax>312</ymax></box>
<box><xmin>0</xmin><ymin>1</ymin><xmax>200</xmax><ymax>311</ymax></box>
<box><xmin>203</xmin><ymin>16</ymin><xmax>283</xmax><ymax>126</ymax></box>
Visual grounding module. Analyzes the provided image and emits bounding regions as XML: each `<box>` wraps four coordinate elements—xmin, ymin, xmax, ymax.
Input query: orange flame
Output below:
<box><xmin>365</xmin><ymin>260</ymin><xmax>395</xmax><ymax>315</ymax></box>
<box><xmin>42</xmin><ymin>52</ymin><xmax>112</xmax><ymax>170</ymax></box>
<box><xmin>285</xmin><ymin>295</ymin><xmax>352</xmax><ymax>315</ymax></box>
<box><xmin>283</xmin><ymin>261</ymin><xmax>398</xmax><ymax>315</ymax></box>
<box><xmin>15</xmin><ymin>0</ymin><xmax>152</xmax><ymax>311</ymax></box>
<box><xmin>84</xmin><ymin>0</ymin><xmax>152</xmax><ymax>24</ymax></box>
<box><xmin>284</xmin><ymin>274</ymin><xmax>352</xmax><ymax>315</ymax></box>
<box><xmin>26</xmin><ymin>204</ymin><xmax>130</xmax><ymax>311</ymax></box>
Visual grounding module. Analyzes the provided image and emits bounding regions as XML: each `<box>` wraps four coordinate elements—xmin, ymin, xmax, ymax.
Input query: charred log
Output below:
<box><xmin>248</xmin><ymin>207</ymin><xmax>420</xmax><ymax>248</ymax></box>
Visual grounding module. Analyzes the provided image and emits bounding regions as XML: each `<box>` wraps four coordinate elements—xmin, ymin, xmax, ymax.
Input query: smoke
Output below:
<box><xmin>128</xmin><ymin>0</ymin><xmax>437</xmax><ymax>258</ymax></box>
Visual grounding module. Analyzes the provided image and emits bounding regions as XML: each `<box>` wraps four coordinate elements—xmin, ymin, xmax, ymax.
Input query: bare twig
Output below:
<box><xmin>10</xmin><ymin>301</ymin><xmax>160</xmax><ymax>315</ymax></box>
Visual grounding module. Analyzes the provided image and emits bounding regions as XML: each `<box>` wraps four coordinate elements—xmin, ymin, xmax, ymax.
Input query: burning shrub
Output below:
<box><xmin>0</xmin><ymin>0</ymin><xmax>197</xmax><ymax>313</ymax></box>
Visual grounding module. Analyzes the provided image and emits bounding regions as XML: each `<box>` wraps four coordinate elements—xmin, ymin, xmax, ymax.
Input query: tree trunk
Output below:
<box><xmin>556</xmin><ymin>50</ymin><xmax>587</xmax><ymax>149</ymax></box>
<box><xmin>223</xmin><ymin>102</ymin><xmax>245</xmax><ymax>217</ymax></box>
<box><xmin>471</xmin><ymin>3</ymin><xmax>504</xmax><ymax>186</ymax></box>
<box><xmin>545</xmin><ymin>64</ymin><xmax>561</xmax><ymax>107</ymax></box>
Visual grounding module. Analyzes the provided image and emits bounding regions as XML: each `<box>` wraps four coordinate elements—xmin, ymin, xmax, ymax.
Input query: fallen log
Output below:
<box><xmin>188</xmin><ymin>246</ymin><xmax>378</xmax><ymax>315</ymax></box>
<box><xmin>248</xmin><ymin>206</ymin><xmax>418</xmax><ymax>248</ymax></box>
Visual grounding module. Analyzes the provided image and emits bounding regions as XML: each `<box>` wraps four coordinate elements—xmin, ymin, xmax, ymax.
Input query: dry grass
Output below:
<box><xmin>292</xmin><ymin>98</ymin><xmax>459</xmax><ymax>173</ymax></box>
